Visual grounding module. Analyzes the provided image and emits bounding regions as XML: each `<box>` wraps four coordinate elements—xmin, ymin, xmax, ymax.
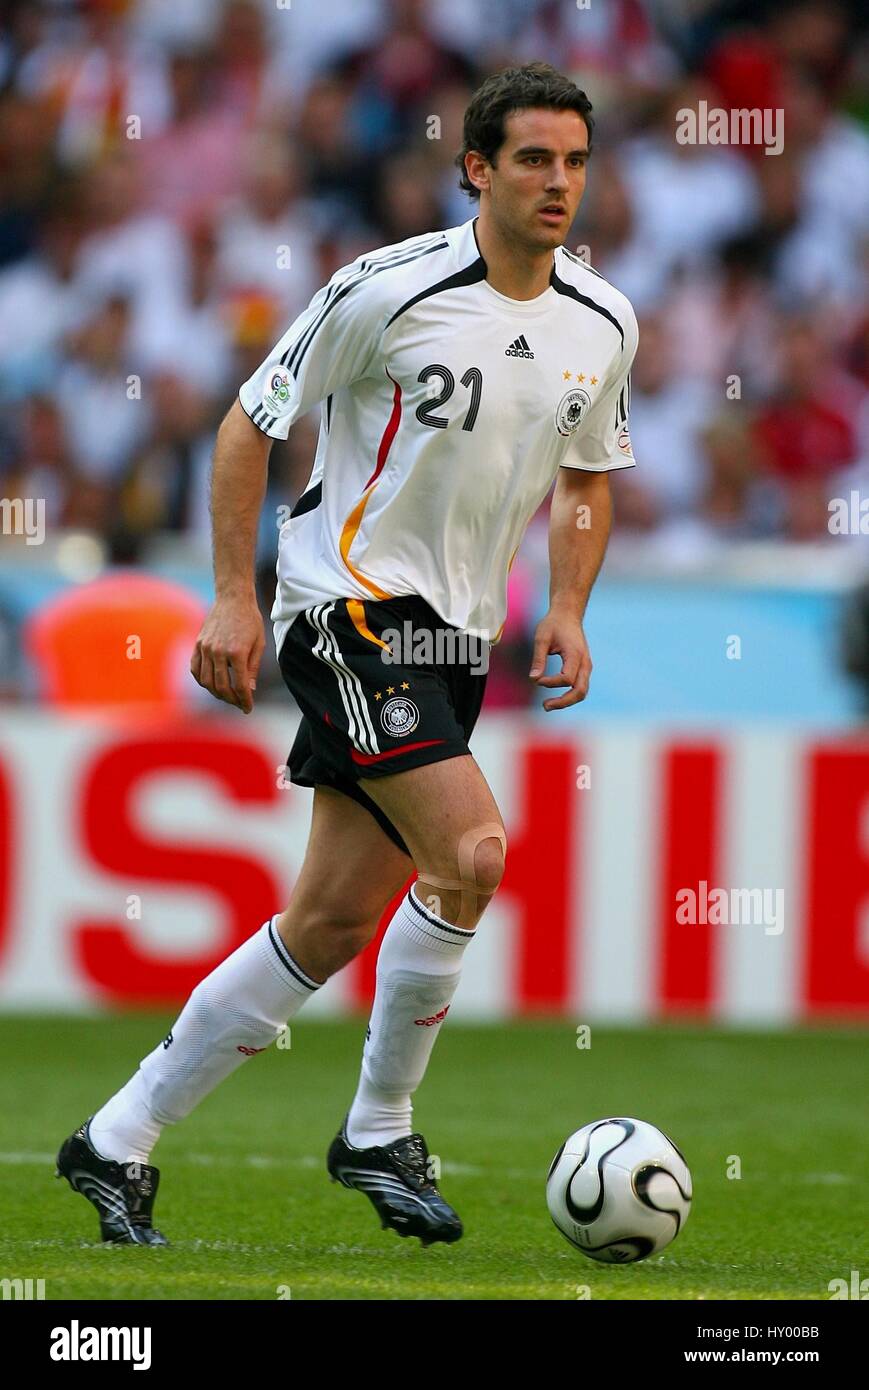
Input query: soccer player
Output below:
<box><xmin>56</xmin><ymin>62</ymin><xmax>638</xmax><ymax>1247</ymax></box>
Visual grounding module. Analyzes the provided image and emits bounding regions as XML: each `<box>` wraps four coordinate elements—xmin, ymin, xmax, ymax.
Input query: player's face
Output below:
<box><xmin>486</xmin><ymin>107</ymin><xmax>590</xmax><ymax>251</ymax></box>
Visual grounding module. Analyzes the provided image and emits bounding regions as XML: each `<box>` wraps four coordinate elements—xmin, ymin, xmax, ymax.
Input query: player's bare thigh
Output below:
<box><xmin>275</xmin><ymin>786</ymin><xmax>414</xmax><ymax>980</ymax></box>
<box><xmin>358</xmin><ymin>755</ymin><xmax>506</xmax><ymax>928</ymax></box>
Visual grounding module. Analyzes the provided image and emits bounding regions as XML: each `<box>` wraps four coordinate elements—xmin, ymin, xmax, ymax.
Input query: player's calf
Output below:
<box><xmin>274</xmin><ymin>901</ymin><xmax>386</xmax><ymax>980</ymax></box>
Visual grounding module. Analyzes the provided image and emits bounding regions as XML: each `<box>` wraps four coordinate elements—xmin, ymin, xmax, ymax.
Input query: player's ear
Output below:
<box><xmin>464</xmin><ymin>151</ymin><xmax>490</xmax><ymax>196</ymax></box>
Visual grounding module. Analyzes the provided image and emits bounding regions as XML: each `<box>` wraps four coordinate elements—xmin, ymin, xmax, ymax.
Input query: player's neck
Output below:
<box><xmin>472</xmin><ymin>214</ymin><xmax>555</xmax><ymax>301</ymax></box>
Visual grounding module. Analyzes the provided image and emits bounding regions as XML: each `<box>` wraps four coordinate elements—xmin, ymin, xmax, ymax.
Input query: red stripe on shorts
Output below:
<box><xmin>351</xmin><ymin>739</ymin><xmax>446</xmax><ymax>766</ymax></box>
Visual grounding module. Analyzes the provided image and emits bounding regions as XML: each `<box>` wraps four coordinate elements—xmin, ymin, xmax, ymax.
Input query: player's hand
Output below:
<box><xmin>529</xmin><ymin>608</ymin><xmax>592</xmax><ymax>711</ymax></box>
<box><xmin>190</xmin><ymin>596</ymin><xmax>265</xmax><ymax>714</ymax></box>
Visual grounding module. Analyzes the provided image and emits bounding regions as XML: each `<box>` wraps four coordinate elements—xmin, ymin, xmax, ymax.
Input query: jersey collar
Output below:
<box><xmin>465</xmin><ymin>216</ymin><xmax>559</xmax><ymax>313</ymax></box>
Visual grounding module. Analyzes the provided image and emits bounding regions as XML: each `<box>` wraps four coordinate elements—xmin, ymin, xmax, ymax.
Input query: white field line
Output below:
<box><xmin>0</xmin><ymin>1153</ymin><xmax>856</xmax><ymax>1185</ymax></box>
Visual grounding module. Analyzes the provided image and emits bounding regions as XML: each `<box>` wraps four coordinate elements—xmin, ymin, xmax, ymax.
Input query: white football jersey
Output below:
<box><xmin>238</xmin><ymin>216</ymin><xmax>638</xmax><ymax>656</ymax></box>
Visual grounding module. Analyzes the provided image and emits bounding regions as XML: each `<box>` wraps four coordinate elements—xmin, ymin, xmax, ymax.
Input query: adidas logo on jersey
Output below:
<box><xmin>505</xmin><ymin>335</ymin><xmax>535</xmax><ymax>359</ymax></box>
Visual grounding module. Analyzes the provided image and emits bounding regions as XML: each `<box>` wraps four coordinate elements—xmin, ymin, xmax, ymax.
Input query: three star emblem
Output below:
<box><xmin>374</xmin><ymin>681</ymin><xmax>411</xmax><ymax>701</ymax></box>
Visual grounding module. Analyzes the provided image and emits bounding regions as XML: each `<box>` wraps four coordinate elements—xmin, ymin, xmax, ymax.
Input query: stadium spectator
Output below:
<box><xmin>618</xmin><ymin>77</ymin><xmax>760</xmax><ymax>279</ymax></box>
<box><xmin>74</xmin><ymin>151</ymin><xmax>189</xmax><ymax>348</ymax></box>
<box><xmin>754</xmin><ymin>316</ymin><xmax>862</xmax><ymax>491</ymax></box>
<box><xmin>0</xmin><ymin>179</ymin><xmax>90</xmax><ymax>398</ymax></box>
<box><xmin>14</xmin><ymin>0</ymin><xmax>171</xmax><ymax>167</ymax></box>
<box><xmin>723</xmin><ymin>63</ymin><xmax>869</xmax><ymax>330</ymax></box>
<box><xmin>0</xmin><ymin>89</ymin><xmax>57</xmax><ymax>267</ymax></box>
<box><xmin>135</xmin><ymin>41</ymin><xmax>248</xmax><ymax>223</ymax></box>
<box><xmin>663</xmin><ymin>234</ymin><xmax>779</xmax><ymax>395</ymax></box>
<box><xmin>326</xmin><ymin>0</ymin><xmax>477</xmax><ymax>156</ymax></box>
<box><xmin>574</xmin><ymin>152</ymin><xmax>669</xmax><ymax>311</ymax></box>
<box><xmin>214</xmin><ymin>132</ymin><xmax>320</xmax><ymax>324</ymax></box>
<box><xmin>618</xmin><ymin>313</ymin><xmax>719</xmax><ymax>519</ymax></box>
<box><xmin>118</xmin><ymin>370</ymin><xmax>218</xmax><ymax>538</ymax></box>
<box><xmin>136</xmin><ymin>214</ymin><xmax>234</xmax><ymax>395</ymax></box>
<box><xmin>292</xmin><ymin>76</ymin><xmax>379</xmax><ymax>241</ymax></box>
<box><xmin>372</xmin><ymin>148</ymin><xmax>451</xmax><ymax>247</ymax></box>
<box><xmin>421</xmin><ymin>81</ymin><xmax>479</xmax><ymax>230</ymax></box>
<box><xmin>1</xmin><ymin>394</ymin><xmax>76</xmax><ymax>533</ymax></box>
<box><xmin>56</xmin><ymin>292</ymin><xmax>152</xmax><ymax>517</ymax></box>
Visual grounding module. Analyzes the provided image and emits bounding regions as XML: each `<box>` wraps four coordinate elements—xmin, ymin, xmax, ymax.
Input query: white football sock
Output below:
<box><xmin>88</xmin><ymin>918</ymin><xmax>321</xmax><ymax>1164</ymax></box>
<box><xmin>346</xmin><ymin>884</ymin><xmax>475</xmax><ymax>1149</ymax></box>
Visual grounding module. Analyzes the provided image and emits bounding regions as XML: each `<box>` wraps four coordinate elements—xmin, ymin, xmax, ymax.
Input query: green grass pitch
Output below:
<box><xmin>1</xmin><ymin>1015</ymin><xmax>865</xmax><ymax>1300</ymax></box>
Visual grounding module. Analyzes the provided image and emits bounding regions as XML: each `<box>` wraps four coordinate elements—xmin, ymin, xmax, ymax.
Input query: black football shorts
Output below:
<box><xmin>277</xmin><ymin>594</ymin><xmax>488</xmax><ymax>856</ymax></box>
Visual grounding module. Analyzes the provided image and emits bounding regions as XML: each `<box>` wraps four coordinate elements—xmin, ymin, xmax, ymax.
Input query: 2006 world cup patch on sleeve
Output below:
<box><xmin>264</xmin><ymin>369</ymin><xmax>293</xmax><ymax>415</ymax></box>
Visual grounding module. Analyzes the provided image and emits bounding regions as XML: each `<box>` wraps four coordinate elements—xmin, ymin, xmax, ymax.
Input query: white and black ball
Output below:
<box><xmin>547</xmin><ymin>1117</ymin><xmax>692</xmax><ymax>1263</ymax></box>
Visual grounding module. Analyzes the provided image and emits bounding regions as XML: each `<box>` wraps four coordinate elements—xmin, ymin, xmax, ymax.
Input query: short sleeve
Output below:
<box><xmin>238</xmin><ymin>259</ymin><xmax>391</xmax><ymax>441</ymax></box>
<box><xmin>561</xmin><ymin>304</ymin><xmax>639</xmax><ymax>472</ymax></box>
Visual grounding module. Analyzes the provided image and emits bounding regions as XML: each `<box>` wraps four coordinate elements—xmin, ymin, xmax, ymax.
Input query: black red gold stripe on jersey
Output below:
<box><xmin>337</xmin><ymin>371</ymin><xmax>402</xmax><ymax>598</ymax></box>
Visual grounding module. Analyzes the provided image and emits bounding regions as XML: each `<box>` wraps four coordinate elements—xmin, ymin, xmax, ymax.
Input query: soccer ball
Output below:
<box><xmin>546</xmin><ymin>1117</ymin><xmax>692</xmax><ymax>1263</ymax></box>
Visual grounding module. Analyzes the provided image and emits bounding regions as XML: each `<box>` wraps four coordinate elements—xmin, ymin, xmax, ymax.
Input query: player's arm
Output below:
<box><xmin>530</xmin><ymin>469</ymin><xmax>612</xmax><ymax>710</ymax></box>
<box><xmin>191</xmin><ymin>257</ymin><xmax>391</xmax><ymax>713</ymax></box>
<box><xmin>530</xmin><ymin>303</ymin><xmax>639</xmax><ymax>711</ymax></box>
<box><xmin>190</xmin><ymin>401</ymin><xmax>271</xmax><ymax>714</ymax></box>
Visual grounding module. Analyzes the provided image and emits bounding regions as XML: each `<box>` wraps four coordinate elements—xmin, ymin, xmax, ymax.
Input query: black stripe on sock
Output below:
<box><xmin>268</xmin><ymin>919</ymin><xmax>321</xmax><ymax>989</ymax></box>
<box><xmin>406</xmin><ymin>888</ymin><xmax>475</xmax><ymax>937</ymax></box>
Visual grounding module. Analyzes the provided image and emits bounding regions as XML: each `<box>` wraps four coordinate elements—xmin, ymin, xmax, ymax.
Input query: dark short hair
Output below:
<box><xmin>455</xmin><ymin>62</ymin><xmax>594</xmax><ymax>199</ymax></box>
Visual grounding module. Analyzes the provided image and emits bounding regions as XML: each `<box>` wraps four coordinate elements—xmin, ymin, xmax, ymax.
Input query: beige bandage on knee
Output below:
<box><xmin>415</xmin><ymin>822</ymin><xmax>507</xmax><ymax>929</ymax></box>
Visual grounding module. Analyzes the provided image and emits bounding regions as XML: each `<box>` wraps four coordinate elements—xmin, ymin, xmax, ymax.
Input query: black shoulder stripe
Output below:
<box><xmin>560</xmin><ymin>247</ymin><xmax>604</xmax><ymax>279</ymax></box>
<box><xmin>281</xmin><ymin>238</ymin><xmax>449</xmax><ymax>378</ymax></box>
<box><xmin>385</xmin><ymin>256</ymin><xmax>488</xmax><ymax>329</ymax></box>
<box><xmin>549</xmin><ymin>266</ymin><xmax>625</xmax><ymax>349</ymax></box>
<box><xmin>284</xmin><ymin>235</ymin><xmax>448</xmax><ymax>366</ymax></box>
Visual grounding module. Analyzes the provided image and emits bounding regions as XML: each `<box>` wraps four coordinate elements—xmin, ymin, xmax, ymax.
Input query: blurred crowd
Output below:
<box><xmin>0</xmin><ymin>0</ymin><xmax>868</xmax><ymax>707</ymax></box>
